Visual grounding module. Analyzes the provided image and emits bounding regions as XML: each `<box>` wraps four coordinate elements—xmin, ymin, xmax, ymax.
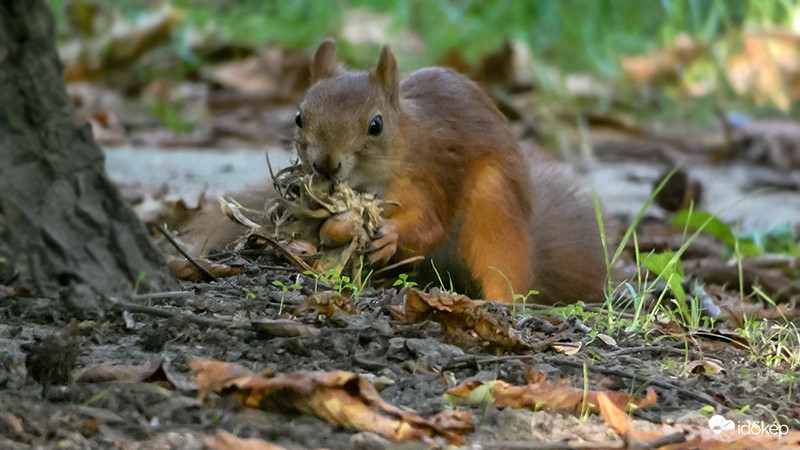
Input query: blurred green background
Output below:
<box><xmin>44</xmin><ymin>0</ymin><xmax>800</xmax><ymax>128</ymax></box>
<box><xmin>44</xmin><ymin>0</ymin><xmax>796</xmax><ymax>71</ymax></box>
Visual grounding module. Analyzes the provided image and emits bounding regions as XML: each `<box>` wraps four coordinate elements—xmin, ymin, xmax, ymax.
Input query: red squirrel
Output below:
<box><xmin>287</xmin><ymin>40</ymin><xmax>607</xmax><ymax>303</ymax></box>
<box><xmin>185</xmin><ymin>40</ymin><xmax>606</xmax><ymax>304</ymax></box>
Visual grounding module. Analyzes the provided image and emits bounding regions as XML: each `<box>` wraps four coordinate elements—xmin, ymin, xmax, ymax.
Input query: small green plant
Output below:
<box><xmin>491</xmin><ymin>265</ymin><xmax>539</xmax><ymax>315</ymax></box>
<box><xmin>133</xmin><ymin>271</ymin><xmax>147</xmax><ymax>298</ymax></box>
<box><xmin>775</xmin><ymin>370</ymin><xmax>798</xmax><ymax>402</ymax></box>
<box><xmin>83</xmin><ymin>388</ymin><xmax>110</xmax><ymax>406</ymax></box>
<box><xmin>333</xmin><ymin>274</ymin><xmax>350</xmax><ymax>295</ymax></box>
<box><xmin>242</xmin><ymin>287</ymin><xmax>256</xmax><ymax>300</ymax></box>
<box><xmin>272</xmin><ymin>279</ymin><xmax>301</xmax><ymax>315</ymax></box>
<box><xmin>392</xmin><ymin>273</ymin><xmax>417</xmax><ymax>304</ymax></box>
<box><xmin>393</xmin><ymin>273</ymin><xmax>418</xmax><ymax>290</ymax></box>
<box><xmin>579</xmin><ymin>364</ymin><xmax>592</xmax><ymax>422</ymax></box>
<box><xmin>303</xmin><ymin>270</ymin><xmax>320</xmax><ymax>293</ymax></box>
<box><xmin>591</xmin><ymin>168</ymin><xmax>681</xmax><ymax>334</ymax></box>
<box><xmin>430</xmin><ymin>260</ymin><xmax>455</xmax><ymax>294</ymax></box>
<box><xmin>660</xmin><ymin>359</ymin><xmax>679</xmax><ymax>371</ymax></box>
<box><xmin>349</xmin><ymin>263</ymin><xmax>374</xmax><ymax>302</ymax></box>
<box><xmin>699</xmin><ymin>405</ymin><xmax>715</xmax><ymax>415</ymax></box>
<box><xmin>145</xmin><ymin>98</ymin><xmax>192</xmax><ymax>134</ymax></box>
<box><xmin>301</xmin><ymin>268</ymin><xmax>372</xmax><ymax>301</ymax></box>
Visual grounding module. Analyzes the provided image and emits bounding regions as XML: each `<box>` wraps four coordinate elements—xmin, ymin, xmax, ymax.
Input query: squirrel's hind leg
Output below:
<box><xmin>457</xmin><ymin>163</ymin><xmax>534</xmax><ymax>302</ymax></box>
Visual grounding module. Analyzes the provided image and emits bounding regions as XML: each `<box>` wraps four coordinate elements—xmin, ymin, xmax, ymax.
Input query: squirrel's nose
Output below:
<box><xmin>313</xmin><ymin>155</ymin><xmax>342</xmax><ymax>178</ymax></box>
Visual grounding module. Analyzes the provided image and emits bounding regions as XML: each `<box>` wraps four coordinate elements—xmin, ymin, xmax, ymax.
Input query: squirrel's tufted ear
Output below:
<box><xmin>372</xmin><ymin>45</ymin><xmax>399</xmax><ymax>105</ymax></box>
<box><xmin>311</xmin><ymin>39</ymin><xmax>339</xmax><ymax>82</ymax></box>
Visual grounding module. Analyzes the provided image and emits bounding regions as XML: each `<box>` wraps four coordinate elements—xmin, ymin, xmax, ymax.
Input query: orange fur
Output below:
<box><xmin>189</xmin><ymin>40</ymin><xmax>607</xmax><ymax>304</ymax></box>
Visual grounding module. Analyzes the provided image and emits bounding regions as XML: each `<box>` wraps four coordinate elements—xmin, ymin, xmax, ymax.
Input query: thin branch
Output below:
<box><xmin>157</xmin><ymin>225</ymin><xmax>218</xmax><ymax>282</ymax></box>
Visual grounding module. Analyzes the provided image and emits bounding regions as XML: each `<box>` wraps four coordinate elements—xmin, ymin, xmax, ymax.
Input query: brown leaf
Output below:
<box><xmin>72</xmin><ymin>358</ymin><xmax>195</xmax><ymax>392</ymax></box>
<box><xmin>658</xmin><ymin>422</ymin><xmax>800</xmax><ymax>449</ymax></box>
<box><xmin>429</xmin><ymin>409</ymin><xmax>474</xmax><ymax>434</ymax></box>
<box><xmin>294</xmin><ymin>292</ymin><xmax>356</xmax><ymax>319</ymax></box>
<box><xmin>204</xmin><ymin>430</ymin><xmax>286</xmax><ymax>450</ymax></box>
<box><xmin>597</xmin><ymin>391</ymin><xmax>629</xmax><ymax>436</ymax></box>
<box><xmin>596</xmin><ymin>333</ymin><xmax>618</xmax><ymax>347</ymax></box>
<box><xmin>250</xmin><ymin>319</ymin><xmax>320</xmax><ymax>337</ymax></box>
<box><xmin>685</xmin><ymin>359</ymin><xmax>727</xmax><ymax>376</ymax></box>
<box><xmin>188</xmin><ymin>357</ymin><xmax>468</xmax><ymax>446</ymax></box>
<box><xmin>622</xmin><ymin>33</ymin><xmax>707</xmax><ymax>86</ymax></box>
<box><xmin>0</xmin><ymin>285</ymin><xmax>32</xmax><ymax>298</ymax></box>
<box><xmin>167</xmin><ymin>258</ymin><xmax>244</xmax><ymax>282</ymax></box>
<box><xmin>447</xmin><ymin>369</ymin><xmax>657</xmax><ymax>415</ymax></box>
<box><xmin>726</xmin><ymin>32</ymin><xmax>800</xmax><ymax>111</ymax></box>
<box><xmin>4</xmin><ymin>413</ymin><xmax>23</xmax><ymax>435</ymax></box>
<box><xmin>552</xmin><ymin>341</ymin><xmax>582</xmax><ymax>355</ymax></box>
<box><xmin>74</xmin><ymin>359</ymin><xmax>163</xmax><ymax>384</ymax></box>
<box><xmin>390</xmin><ymin>289</ymin><xmax>530</xmax><ymax>351</ymax></box>
<box><xmin>203</xmin><ymin>47</ymin><xmax>311</xmax><ymax>103</ymax></box>
<box><xmin>63</xmin><ymin>7</ymin><xmax>185</xmax><ymax>82</ymax></box>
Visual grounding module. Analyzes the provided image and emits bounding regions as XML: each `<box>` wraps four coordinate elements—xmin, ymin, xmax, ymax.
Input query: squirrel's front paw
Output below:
<box><xmin>365</xmin><ymin>222</ymin><xmax>398</xmax><ymax>265</ymax></box>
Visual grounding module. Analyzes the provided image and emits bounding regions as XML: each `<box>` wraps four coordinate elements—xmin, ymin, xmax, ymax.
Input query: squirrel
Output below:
<box><xmin>286</xmin><ymin>40</ymin><xmax>607</xmax><ymax>304</ymax></box>
<box><xmin>183</xmin><ymin>40</ymin><xmax>607</xmax><ymax>304</ymax></box>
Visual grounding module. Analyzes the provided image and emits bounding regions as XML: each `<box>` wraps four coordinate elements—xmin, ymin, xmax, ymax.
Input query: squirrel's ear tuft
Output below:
<box><xmin>311</xmin><ymin>39</ymin><xmax>338</xmax><ymax>82</ymax></box>
<box><xmin>372</xmin><ymin>45</ymin><xmax>399</xmax><ymax>105</ymax></box>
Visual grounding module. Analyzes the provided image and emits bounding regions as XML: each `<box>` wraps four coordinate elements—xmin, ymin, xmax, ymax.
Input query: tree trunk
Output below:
<box><xmin>0</xmin><ymin>0</ymin><xmax>170</xmax><ymax>295</ymax></box>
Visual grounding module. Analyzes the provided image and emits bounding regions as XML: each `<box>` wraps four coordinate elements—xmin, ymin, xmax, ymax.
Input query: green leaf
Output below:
<box><xmin>639</xmin><ymin>251</ymin><xmax>686</xmax><ymax>303</ymax></box>
<box><xmin>670</xmin><ymin>210</ymin><xmax>734</xmax><ymax>245</ymax></box>
<box><xmin>740</xmin><ymin>223</ymin><xmax>799</xmax><ymax>256</ymax></box>
<box><xmin>735</xmin><ymin>237</ymin><xmax>764</xmax><ymax>257</ymax></box>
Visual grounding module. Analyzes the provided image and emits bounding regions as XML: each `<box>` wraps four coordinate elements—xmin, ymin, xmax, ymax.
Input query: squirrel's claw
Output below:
<box><xmin>365</xmin><ymin>222</ymin><xmax>398</xmax><ymax>265</ymax></box>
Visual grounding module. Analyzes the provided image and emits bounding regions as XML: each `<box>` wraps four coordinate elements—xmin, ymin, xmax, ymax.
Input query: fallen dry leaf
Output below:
<box><xmin>4</xmin><ymin>413</ymin><xmax>23</xmax><ymax>435</ymax></box>
<box><xmin>389</xmin><ymin>289</ymin><xmax>531</xmax><ymax>351</ymax></box>
<box><xmin>188</xmin><ymin>357</ymin><xmax>470</xmax><ymax>446</ymax></box>
<box><xmin>726</xmin><ymin>31</ymin><xmax>800</xmax><ymax>111</ymax></box>
<box><xmin>167</xmin><ymin>258</ymin><xmax>244</xmax><ymax>282</ymax></box>
<box><xmin>552</xmin><ymin>341</ymin><xmax>582</xmax><ymax>355</ymax></box>
<box><xmin>202</xmin><ymin>47</ymin><xmax>310</xmax><ymax>103</ymax></box>
<box><xmin>250</xmin><ymin>319</ymin><xmax>320</xmax><ymax>337</ymax></box>
<box><xmin>73</xmin><ymin>358</ymin><xmax>164</xmax><ymax>383</ymax></box>
<box><xmin>63</xmin><ymin>6</ymin><xmax>184</xmax><ymax>82</ymax></box>
<box><xmin>72</xmin><ymin>358</ymin><xmax>195</xmax><ymax>391</ymax></box>
<box><xmin>596</xmin><ymin>333</ymin><xmax>618</xmax><ymax>347</ymax></box>
<box><xmin>685</xmin><ymin>359</ymin><xmax>727</xmax><ymax>376</ymax></box>
<box><xmin>294</xmin><ymin>292</ymin><xmax>357</xmax><ymax>319</ymax></box>
<box><xmin>622</xmin><ymin>33</ymin><xmax>707</xmax><ymax>86</ymax></box>
<box><xmin>204</xmin><ymin>429</ymin><xmax>286</xmax><ymax>450</ymax></box>
<box><xmin>658</xmin><ymin>422</ymin><xmax>800</xmax><ymax>449</ymax></box>
<box><xmin>446</xmin><ymin>368</ymin><xmax>657</xmax><ymax>416</ymax></box>
<box><xmin>597</xmin><ymin>391</ymin><xmax>629</xmax><ymax>436</ymax></box>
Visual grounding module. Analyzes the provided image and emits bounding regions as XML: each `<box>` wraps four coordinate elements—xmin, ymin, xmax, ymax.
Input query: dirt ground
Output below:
<box><xmin>1</xmin><ymin>146</ymin><xmax>799</xmax><ymax>448</ymax></box>
<box><xmin>0</xmin><ymin>253</ymin><xmax>796</xmax><ymax>449</ymax></box>
<box><xmin>3</xmin><ymin>3</ymin><xmax>799</xmax><ymax>446</ymax></box>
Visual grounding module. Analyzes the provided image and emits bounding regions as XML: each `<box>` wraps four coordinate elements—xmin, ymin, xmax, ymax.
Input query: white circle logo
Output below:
<box><xmin>708</xmin><ymin>415</ymin><xmax>735</xmax><ymax>434</ymax></box>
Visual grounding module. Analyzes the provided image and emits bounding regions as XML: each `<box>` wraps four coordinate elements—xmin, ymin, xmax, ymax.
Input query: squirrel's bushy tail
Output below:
<box><xmin>527</xmin><ymin>161</ymin><xmax>608</xmax><ymax>304</ymax></box>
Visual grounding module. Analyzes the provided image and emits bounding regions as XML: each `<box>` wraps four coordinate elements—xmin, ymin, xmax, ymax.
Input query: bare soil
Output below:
<box><xmin>1</xmin><ymin>238</ymin><xmax>797</xmax><ymax>448</ymax></box>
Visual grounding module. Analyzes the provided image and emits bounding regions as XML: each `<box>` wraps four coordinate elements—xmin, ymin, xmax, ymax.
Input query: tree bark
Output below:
<box><xmin>0</xmin><ymin>0</ymin><xmax>170</xmax><ymax>295</ymax></box>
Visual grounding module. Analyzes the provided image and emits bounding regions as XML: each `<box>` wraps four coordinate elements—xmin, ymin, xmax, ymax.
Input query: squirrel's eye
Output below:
<box><xmin>295</xmin><ymin>112</ymin><xmax>303</xmax><ymax>128</ymax></box>
<box><xmin>368</xmin><ymin>115</ymin><xmax>383</xmax><ymax>136</ymax></box>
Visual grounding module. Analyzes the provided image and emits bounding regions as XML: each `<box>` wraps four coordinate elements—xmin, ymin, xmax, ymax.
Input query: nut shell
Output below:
<box><xmin>319</xmin><ymin>210</ymin><xmax>358</xmax><ymax>247</ymax></box>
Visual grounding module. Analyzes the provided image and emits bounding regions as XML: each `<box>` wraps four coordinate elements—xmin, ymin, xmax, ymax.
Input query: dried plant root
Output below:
<box><xmin>222</xmin><ymin>162</ymin><xmax>388</xmax><ymax>279</ymax></box>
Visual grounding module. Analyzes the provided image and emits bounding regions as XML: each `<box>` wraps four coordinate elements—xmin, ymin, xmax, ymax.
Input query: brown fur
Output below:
<box><xmin>292</xmin><ymin>40</ymin><xmax>607</xmax><ymax>303</ymax></box>
<box><xmin>185</xmin><ymin>40</ymin><xmax>607</xmax><ymax>304</ymax></box>
<box><xmin>181</xmin><ymin>184</ymin><xmax>274</xmax><ymax>256</ymax></box>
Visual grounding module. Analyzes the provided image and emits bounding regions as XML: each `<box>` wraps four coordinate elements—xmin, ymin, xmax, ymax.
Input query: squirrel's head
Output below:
<box><xmin>294</xmin><ymin>40</ymin><xmax>400</xmax><ymax>194</ymax></box>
